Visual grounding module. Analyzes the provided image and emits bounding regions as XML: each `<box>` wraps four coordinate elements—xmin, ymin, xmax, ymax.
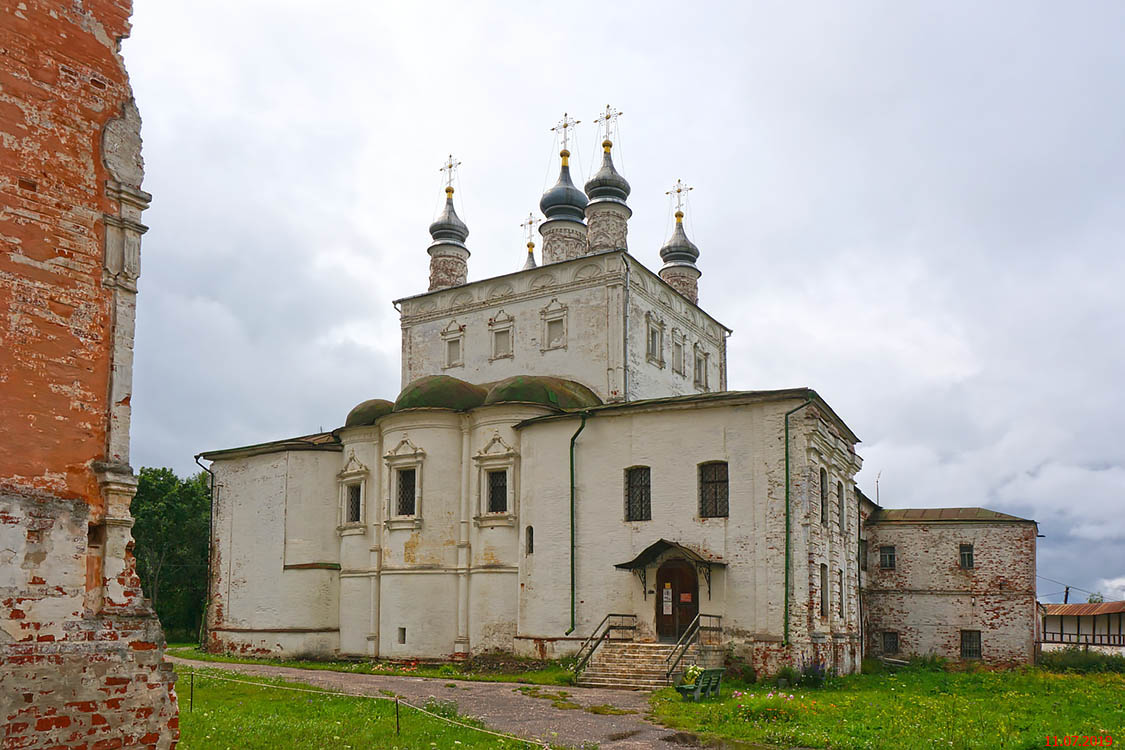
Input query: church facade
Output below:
<box><xmin>201</xmin><ymin>123</ymin><xmax>1034</xmax><ymax>675</ymax></box>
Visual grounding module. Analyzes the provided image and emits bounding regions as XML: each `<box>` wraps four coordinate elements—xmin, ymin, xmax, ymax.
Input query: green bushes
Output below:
<box><xmin>1040</xmin><ymin>646</ymin><xmax>1125</xmax><ymax>674</ymax></box>
<box><xmin>860</xmin><ymin>657</ymin><xmax>885</xmax><ymax>674</ymax></box>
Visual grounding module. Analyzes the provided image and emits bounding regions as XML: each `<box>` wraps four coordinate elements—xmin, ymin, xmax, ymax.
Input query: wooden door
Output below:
<box><xmin>655</xmin><ymin>559</ymin><xmax>699</xmax><ymax>641</ymax></box>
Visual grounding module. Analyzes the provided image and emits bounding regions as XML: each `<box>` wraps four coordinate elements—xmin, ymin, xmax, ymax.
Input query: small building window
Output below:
<box><xmin>693</xmin><ymin>349</ymin><xmax>708</xmax><ymax>388</ymax></box>
<box><xmin>346</xmin><ymin>483</ymin><xmax>362</xmax><ymax>523</ymax></box>
<box><xmin>838</xmin><ymin>569</ymin><xmax>844</xmax><ymax>617</ymax></box>
<box><xmin>487</xmin><ymin>470</ymin><xmax>507</xmax><ymax>513</ymax></box>
<box><xmin>545</xmin><ymin>318</ymin><xmax>565</xmax><ymax>349</ymax></box>
<box><xmin>673</xmin><ymin>340</ymin><xmax>685</xmax><ymax>375</ymax></box>
<box><xmin>960</xmin><ymin>543</ymin><xmax>974</xmax><ymax>569</ymax></box>
<box><xmin>624</xmin><ymin>466</ymin><xmax>651</xmax><ymax>522</ymax></box>
<box><xmin>882</xmin><ymin>631</ymin><xmax>899</xmax><ymax>654</ymax></box>
<box><xmin>879</xmin><ymin>545</ymin><xmax>896</xmax><ymax>570</ymax></box>
<box><xmin>398</xmin><ymin>627</ymin><xmax>407</xmax><ymax>645</ymax></box>
<box><xmin>396</xmin><ymin>468</ymin><xmax>416</xmax><ymax>516</ymax></box>
<box><xmin>960</xmin><ymin>629</ymin><xmax>981</xmax><ymax>659</ymax></box>
<box><xmin>837</xmin><ymin>481</ymin><xmax>845</xmax><ymax>532</ymax></box>
<box><xmin>698</xmin><ymin>461</ymin><xmax>728</xmax><ymax>518</ymax></box>
<box><xmin>446</xmin><ymin>337</ymin><xmax>462</xmax><ymax>368</ymax></box>
<box><xmin>647</xmin><ymin>324</ymin><xmax>663</xmax><ymax>365</ymax></box>
<box><xmin>526</xmin><ymin>525</ymin><xmax>533</xmax><ymax>555</ymax></box>
<box><xmin>493</xmin><ymin>328</ymin><xmax>512</xmax><ymax>358</ymax></box>
<box><xmin>859</xmin><ymin>539</ymin><xmax>868</xmax><ymax>571</ymax></box>
<box><xmin>819</xmin><ymin>563</ymin><xmax>828</xmax><ymax>617</ymax></box>
<box><xmin>820</xmin><ymin>468</ymin><xmax>829</xmax><ymax>526</ymax></box>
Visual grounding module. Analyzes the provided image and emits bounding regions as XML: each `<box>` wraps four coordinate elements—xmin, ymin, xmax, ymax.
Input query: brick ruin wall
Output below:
<box><xmin>863</xmin><ymin>521</ymin><xmax>1038</xmax><ymax>666</ymax></box>
<box><xmin>1</xmin><ymin>2</ymin><xmax>178</xmax><ymax>747</ymax></box>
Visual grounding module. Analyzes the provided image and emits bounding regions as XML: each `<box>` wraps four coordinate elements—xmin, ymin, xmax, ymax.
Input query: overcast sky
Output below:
<box><xmin>123</xmin><ymin>1</ymin><xmax>1125</xmax><ymax>603</ymax></box>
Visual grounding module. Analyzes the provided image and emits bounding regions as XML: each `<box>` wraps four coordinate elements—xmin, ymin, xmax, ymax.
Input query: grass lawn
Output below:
<box><xmin>167</xmin><ymin>645</ymin><xmax>574</xmax><ymax>686</ymax></box>
<box><xmin>650</xmin><ymin>667</ymin><xmax>1125</xmax><ymax>749</ymax></box>
<box><xmin>176</xmin><ymin>668</ymin><xmax>538</xmax><ymax>749</ymax></box>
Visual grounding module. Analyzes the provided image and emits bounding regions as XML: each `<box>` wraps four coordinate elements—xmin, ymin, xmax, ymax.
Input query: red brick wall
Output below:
<box><xmin>0</xmin><ymin>2</ymin><xmax>179</xmax><ymax>747</ymax></box>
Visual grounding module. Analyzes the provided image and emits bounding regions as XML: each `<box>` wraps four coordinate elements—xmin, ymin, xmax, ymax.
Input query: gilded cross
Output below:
<box><xmin>551</xmin><ymin>113</ymin><xmax>580</xmax><ymax>151</ymax></box>
<box><xmin>593</xmin><ymin>104</ymin><xmax>623</xmax><ymax>142</ymax></box>
<box><xmin>439</xmin><ymin>154</ymin><xmax>461</xmax><ymax>189</ymax></box>
<box><xmin>666</xmin><ymin>179</ymin><xmax>694</xmax><ymax>212</ymax></box>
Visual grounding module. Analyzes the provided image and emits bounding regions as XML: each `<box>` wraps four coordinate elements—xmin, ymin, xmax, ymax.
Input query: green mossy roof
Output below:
<box><xmin>393</xmin><ymin>376</ymin><xmax>489</xmax><ymax>412</ymax></box>
<box><xmin>483</xmin><ymin>376</ymin><xmax>602</xmax><ymax>409</ymax></box>
<box><xmin>344</xmin><ymin>399</ymin><xmax>395</xmax><ymax>427</ymax></box>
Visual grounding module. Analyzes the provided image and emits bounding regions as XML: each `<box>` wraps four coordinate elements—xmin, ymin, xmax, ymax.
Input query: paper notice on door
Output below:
<box><xmin>663</xmin><ymin>587</ymin><xmax>672</xmax><ymax>615</ymax></box>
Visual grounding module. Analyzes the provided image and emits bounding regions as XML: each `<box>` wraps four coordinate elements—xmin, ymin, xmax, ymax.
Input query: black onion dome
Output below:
<box><xmin>539</xmin><ymin>150</ymin><xmax>588</xmax><ymax>221</ymax></box>
<box><xmin>659</xmin><ymin>212</ymin><xmax>700</xmax><ymax>265</ymax></box>
<box><xmin>584</xmin><ymin>141</ymin><xmax>630</xmax><ymax>203</ymax></box>
<box><xmin>429</xmin><ymin>188</ymin><xmax>469</xmax><ymax>246</ymax></box>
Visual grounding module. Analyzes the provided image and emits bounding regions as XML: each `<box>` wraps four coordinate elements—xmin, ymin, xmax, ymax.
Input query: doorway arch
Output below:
<box><xmin>655</xmin><ymin>559</ymin><xmax>699</xmax><ymax>641</ymax></box>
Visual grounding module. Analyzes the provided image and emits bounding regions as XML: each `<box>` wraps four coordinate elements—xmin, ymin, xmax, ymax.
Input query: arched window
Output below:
<box><xmin>819</xmin><ymin>468</ymin><xmax>828</xmax><ymax>526</ymax></box>
<box><xmin>526</xmin><ymin>526</ymin><xmax>534</xmax><ymax>555</ymax></box>
<box><xmin>837</xmin><ymin>481</ymin><xmax>845</xmax><ymax>532</ymax></box>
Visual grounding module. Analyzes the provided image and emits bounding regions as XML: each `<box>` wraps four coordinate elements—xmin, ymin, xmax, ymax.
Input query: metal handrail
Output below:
<box><xmin>573</xmin><ymin>613</ymin><xmax>636</xmax><ymax>675</ymax></box>
<box><xmin>664</xmin><ymin>613</ymin><xmax>722</xmax><ymax>680</ymax></box>
<box><xmin>1039</xmin><ymin>632</ymin><xmax>1125</xmax><ymax>646</ymax></box>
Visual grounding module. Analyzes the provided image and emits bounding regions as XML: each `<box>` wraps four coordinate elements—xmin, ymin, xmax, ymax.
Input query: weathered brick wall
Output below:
<box><xmin>863</xmin><ymin>520</ymin><xmax>1037</xmax><ymax>665</ymax></box>
<box><xmin>0</xmin><ymin>1</ymin><xmax>178</xmax><ymax>746</ymax></box>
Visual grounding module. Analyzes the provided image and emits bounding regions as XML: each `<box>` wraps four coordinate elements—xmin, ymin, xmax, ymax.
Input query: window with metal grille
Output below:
<box><xmin>624</xmin><ymin>467</ymin><xmax>651</xmax><ymax>521</ymax></box>
<box><xmin>960</xmin><ymin>543</ymin><xmax>974</xmax><ymax>569</ymax></box>
<box><xmin>838</xmin><ymin>569</ymin><xmax>844</xmax><ymax>617</ymax></box>
<box><xmin>879</xmin><ymin>545</ymin><xmax>896</xmax><ymax>569</ymax></box>
<box><xmin>960</xmin><ymin>629</ymin><xmax>981</xmax><ymax>659</ymax></box>
<box><xmin>396</xmin><ymin>469</ymin><xmax>416</xmax><ymax>516</ymax></box>
<box><xmin>819</xmin><ymin>564</ymin><xmax>828</xmax><ymax>617</ymax></box>
<box><xmin>820</xmin><ymin>468</ymin><xmax>828</xmax><ymax>526</ymax></box>
<box><xmin>698</xmin><ymin>462</ymin><xmax>728</xmax><ymax>518</ymax></box>
<box><xmin>882</xmin><ymin>631</ymin><xmax>899</xmax><ymax>654</ymax></box>
<box><xmin>346</xmin><ymin>483</ymin><xmax>361</xmax><ymax>523</ymax></box>
<box><xmin>487</xmin><ymin>470</ymin><xmax>507</xmax><ymax>513</ymax></box>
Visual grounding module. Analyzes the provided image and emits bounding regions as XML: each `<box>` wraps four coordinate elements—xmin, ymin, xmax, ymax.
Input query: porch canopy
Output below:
<box><xmin>615</xmin><ymin>539</ymin><xmax>726</xmax><ymax>600</ymax></box>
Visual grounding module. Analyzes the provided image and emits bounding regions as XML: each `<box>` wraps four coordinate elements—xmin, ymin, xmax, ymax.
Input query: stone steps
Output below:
<box><xmin>577</xmin><ymin>641</ymin><xmax>702</xmax><ymax>691</ymax></box>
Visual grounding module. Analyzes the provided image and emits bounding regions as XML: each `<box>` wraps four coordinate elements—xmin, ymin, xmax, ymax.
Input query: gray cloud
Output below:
<box><xmin>124</xmin><ymin>0</ymin><xmax>1125</xmax><ymax>602</ymax></box>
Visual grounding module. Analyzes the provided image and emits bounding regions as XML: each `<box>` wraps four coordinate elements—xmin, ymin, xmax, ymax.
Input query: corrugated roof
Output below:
<box><xmin>199</xmin><ymin>431</ymin><xmax>341</xmax><ymax>461</ymax></box>
<box><xmin>1044</xmin><ymin>601</ymin><xmax>1125</xmax><ymax>617</ymax></box>
<box><xmin>868</xmin><ymin>507</ymin><xmax>1034</xmax><ymax>524</ymax></box>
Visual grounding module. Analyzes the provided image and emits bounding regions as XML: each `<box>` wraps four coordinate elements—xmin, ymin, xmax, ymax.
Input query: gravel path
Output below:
<box><xmin>167</xmin><ymin>655</ymin><xmax>700</xmax><ymax>749</ymax></box>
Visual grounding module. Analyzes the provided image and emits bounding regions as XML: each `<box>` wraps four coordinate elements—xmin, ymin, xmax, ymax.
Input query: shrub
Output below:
<box><xmin>683</xmin><ymin>664</ymin><xmax>703</xmax><ymax>684</ymax></box>
<box><xmin>909</xmin><ymin>654</ymin><xmax>948</xmax><ymax>671</ymax></box>
<box><xmin>798</xmin><ymin>661</ymin><xmax>826</xmax><ymax>688</ymax></box>
<box><xmin>860</xmin><ymin>657</ymin><xmax>884</xmax><ymax>675</ymax></box>
<box><xmin>437</xmin><ymin>664</ymin><xmax>458</xmax><ymax>677</ymax></box>
<box><xmin>774</xmin><ymin>665</ymin><xmax>800</xmax><ymax>686</ymax></box>
<box><xmin>723</xmin><ymin>652</ymin><xmax>756</xmax><ymax>683</ymax></box>
<box><xmin>1039</xmin><ymin>647</ymin><xmax>1125</xmax><ymax>674</ymax></box>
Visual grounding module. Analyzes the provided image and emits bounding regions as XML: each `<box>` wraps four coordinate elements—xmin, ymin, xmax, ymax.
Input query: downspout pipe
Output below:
<box><xmin>783</xmin><ymin>393</ymin><xmax>814</xmax><ymax>646</ymax></box>
<box><xmin>565</xmin><ymin>412</ymin><xmax>589</xmax><ymax>635</ymax></box>
<box><xmin>194</xmin><ymin>453</ymin><xmax>216</xmax><ymax>649</ymax></box>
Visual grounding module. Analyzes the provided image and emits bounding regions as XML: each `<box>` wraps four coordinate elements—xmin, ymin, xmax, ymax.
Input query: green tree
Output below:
<box><xmin>1088</xmin><ymin>592</ymin><xmax>1105</xmax><ymax>603</ymax></box>
<box><xmin>131</xmin><ymin>467</ymin><xmax>211</xmax><ymax>641</ymax></box>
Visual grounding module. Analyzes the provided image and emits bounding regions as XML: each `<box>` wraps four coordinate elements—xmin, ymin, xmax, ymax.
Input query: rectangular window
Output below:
<box><xmin>698</xmin><ymin>462</ymin><xmax>729</xmax><ymax>518</ymax></box>
<box><xmin>819</xmin><ymin>563</ymin><xmax>828</xmax><ymax>617</ymax></box>
<box><xmin>396</xmin><ymin>469</ymin><xmax>416</xmax><ymax>516</ymax></box>
<box><xmin>624</xmin><ymin>467</ymin><xmax>651</xmax><ymax>522</ymax></box>
<box><xmin>546</xmin><ymin>318</ymin><xmax>565</xmax><ymax>349</ymax></box>
<box><xmin>487</xmin><ymin>470</ymin><xmax>507</xmax><ymax>513</ymax></box>
<box><xmin>859</xmin><ymin>539</ymin><xmax>868</xmax><ymax>571</ymax></box>
<box><xmin>493</xmin><ymin>328</ymin><xmax>512</xmax><ymax>358</ymax></box>
<box><xmin>882</xmin><ymin>631</ymin><xmax>899</xmax><ymax>654</ymax></box>
<box><xmin>397</xmin><ymin>627</ymin><xmax>407</xmax><ymax>645</ymax></box>
<box><xmin>838</xmin><ymin>482</ymin><xmax>846</xmax><ymax>532</ymax></box>
<box><xmin>960</xmin><ymin>629</ymin><xmax>981</xmax><ymax>659</ymax></box>
<box><xmin>694</xmin><ymin>352</ymin><xmax>707</xmax><ymax>388</ymax></box>
<box><xmin>838</xmin><ymin>569</ymin><xmax>844</xmax><ymax>617</ymax></box>
<box><xmin>673</xmin><ymin>340</ymin><xmax>685</xmax><ymax>375</ymax></box>
<box><xmin>647</xmin><ymin>325</ymin><xmax>662</xmax><ymax>363</ymax></box>
<box><xmin>445</xmin><ymin>337</ymin><xmax>462</xmax><ymax>367</ymax></box>
<box><xmin>960</xmin><ymin>543</ymin><xmax>974</xmax><ymax>569</ymax></box>
<box><xmin>346</xmin><ymin>483</ymin><xmax>362</xmax><ymax>523</ymax></box>
<box><xmin>879</xmin><ymin>545</ymin><xmax>896</xmax><ymax>570</ymax></box>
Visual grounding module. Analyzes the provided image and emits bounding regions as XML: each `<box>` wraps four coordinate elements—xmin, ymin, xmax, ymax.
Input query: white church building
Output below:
<box><xmin>200</xmin><ymin>117</ymin><xmax>866</xmax><ymax>677</ymax></box>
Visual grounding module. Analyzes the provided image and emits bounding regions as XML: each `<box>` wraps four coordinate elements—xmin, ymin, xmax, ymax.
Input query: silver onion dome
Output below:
<box><xmin>584</xmin><ymin>140</ymin><xmax>630</xmax><ymax>203</ymax></box>
<box><xmin>659</xmin><ymin>211</ymin><xmax>700</xmax><ymax>265</ymax></box>
<box><xmin>429</xmin><ymin>187</ymin><xmax>469</xmax><ymax>247</ymax></box>
<box><xmin>539</xmin><ymin>149</ymin><xmax>588</xmax><ymax>221</ymax></box>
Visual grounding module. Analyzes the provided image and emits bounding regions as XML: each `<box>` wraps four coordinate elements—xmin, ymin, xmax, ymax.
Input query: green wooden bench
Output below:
<box><xmin>675</xmin><ymin>667</ymin><xmax>724</xmax><ymax>701</ymax></box>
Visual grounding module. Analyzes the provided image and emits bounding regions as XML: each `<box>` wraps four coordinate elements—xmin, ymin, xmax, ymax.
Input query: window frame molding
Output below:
<box><xmin>473</xmin><ymin>431</ymin><xmax>518</xmax><ymax>528</ymax></box>
<box><xmin>819</xmin><ymin>467</ymin><xmax>829</xmax><ymax>527</ymax></box>
<box><xmin>488</xmin><ymin>309</ymin><xmax>515</xmax><ymax>362</ymax></box>
<box><xmin>383</xmin><ymin>435</ymin><xmax>425</xmax><ymax>530</ymax></box>
<box><xmin>337</xmin><ymin>451</ymin><xmax>370</xmax><ymax>535</ymax></box>
<box><xmin>697</xmin><ymin>460</ymin><xmax>729</xmax><ymax>519</ymax></box>
<box><xmin>645</xmin><ymin>311</ymin><xmax>666</xmax><ymax>368</ymax></box>
<box><xmin>440</xmin><ymin>319</ymin><xmax>465</xmax><ymax>370</ymax></box>
<box><xmin>692</xmin><ymin>342</ymin><xmax>709</xmax><ymax>389</ymax></box>
<box><xmin>539</xmin><ymin>298</ymin><xmax>568</xmax><ymax>352</ymax></box>
<box><xmin>879</xmin><ymin>545</ymin><xmax>896</xmax><ymax>570</ymax></box>
<box><xmin>959</xmin><ymin>543</ymin><xmax>975</xmax><ymax>570</ymax></box>
<box><xmin>670</xmin><ymin>328</ymin><xmax>687</xmax><ymax>376</ymax></box>
<box><xmin>623</xmin><ymin>465</ymin><xmax>652</xmax><ymax>522</ymax></box>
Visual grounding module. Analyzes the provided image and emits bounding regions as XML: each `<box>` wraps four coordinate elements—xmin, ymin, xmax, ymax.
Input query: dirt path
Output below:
<box><xmin>167</xmin><ymin>655</ymin><xmax>694</xmax><ymax>749</ymax></box>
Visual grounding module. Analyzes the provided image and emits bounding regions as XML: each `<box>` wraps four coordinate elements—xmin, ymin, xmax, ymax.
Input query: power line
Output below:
<box><xmin>1036</xmin><ymin>575</ymin><xmax>1095</xmax><ymax>596</ymax></box>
